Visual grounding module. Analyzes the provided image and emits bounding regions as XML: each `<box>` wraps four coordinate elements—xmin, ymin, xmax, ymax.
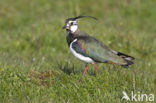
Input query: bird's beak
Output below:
<box><xmin>62</xmin><ymin>25</ymin><xmax>66</xmax><ymax>29</ymax></box>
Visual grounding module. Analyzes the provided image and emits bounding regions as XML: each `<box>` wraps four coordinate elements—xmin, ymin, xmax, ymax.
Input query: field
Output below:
<box><xmin>0</xmin><ymin>0</ymin><xmax>156</xmax><ymax>102</ymax></box>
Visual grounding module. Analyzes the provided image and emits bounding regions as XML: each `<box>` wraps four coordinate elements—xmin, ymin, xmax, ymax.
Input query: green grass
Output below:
<box><xmin>0</xmin><ymin>0</ymin><xmax>156</xmax><ymax>102</ymax></box>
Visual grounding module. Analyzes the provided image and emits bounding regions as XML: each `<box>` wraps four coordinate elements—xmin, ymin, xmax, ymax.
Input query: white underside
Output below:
<box><xmin>70</xmin><ymin>39</ymin><xmax>94</xmax><ymax>63</ymax></box>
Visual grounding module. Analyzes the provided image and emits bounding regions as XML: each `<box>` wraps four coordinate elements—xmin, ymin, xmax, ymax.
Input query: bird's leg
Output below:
<box><xmin>82</xmin><ymin>64</ymin><xmax>88</xmax><ymax>78</ymax></box>
<box><xmin>94</xmin><ymin>63</ymin><xmax>98</xmax><ymax>75</ymax></box>
<box><xmin>79</xmin><ymin>64</ymin><xmax>88</xmax><ymax>82</ymax></box>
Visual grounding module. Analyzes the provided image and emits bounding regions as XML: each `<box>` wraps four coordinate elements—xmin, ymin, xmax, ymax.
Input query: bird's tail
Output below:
<box><xmin>116</xmin><ymin>51</ymin><xmax>135</xmax><ymax>68</ymax></box>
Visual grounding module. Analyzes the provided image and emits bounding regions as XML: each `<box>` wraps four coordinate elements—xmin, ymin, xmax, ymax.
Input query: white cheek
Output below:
<box><xmin>70</xmin><ymin>25</ymin><xmax>78</xmax><ymax>33</ymax></box>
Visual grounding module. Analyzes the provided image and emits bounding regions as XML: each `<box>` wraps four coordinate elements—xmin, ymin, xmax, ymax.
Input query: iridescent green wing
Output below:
<box><xmin>72</xmin><ymin>36</ymin><xmax>126</xmax><ymax>64</ymax></box>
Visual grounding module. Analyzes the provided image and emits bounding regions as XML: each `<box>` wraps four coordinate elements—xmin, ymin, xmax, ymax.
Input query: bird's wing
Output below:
<box><xmin>71</xmin><ymin>36</ymin><xmax>127</xmax><ymax>65</ymax></box>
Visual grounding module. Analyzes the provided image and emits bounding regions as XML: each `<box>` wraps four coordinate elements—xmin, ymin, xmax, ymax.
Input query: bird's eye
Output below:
<box><xmin>71</xmin><ymin>22</ymin><xmax>73</xmax><ymax>25</ymax></box>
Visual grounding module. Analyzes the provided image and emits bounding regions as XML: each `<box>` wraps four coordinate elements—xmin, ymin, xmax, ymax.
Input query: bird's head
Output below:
<box><xmin>62</xmin><ymin>16</ymin><xmax>97</xmax><ymax>33</ymax></box>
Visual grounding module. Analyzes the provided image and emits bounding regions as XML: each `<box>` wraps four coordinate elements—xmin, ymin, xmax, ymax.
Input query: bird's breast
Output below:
<box><xmin>66</xmin><ymin>31</ymin><xmax>74</xmax><ymax>46</ymax></box>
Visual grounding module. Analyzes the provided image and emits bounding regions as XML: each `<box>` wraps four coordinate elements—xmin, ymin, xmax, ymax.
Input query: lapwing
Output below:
<box><xmin>63</xmin><ymin>16</ymin><xmax>134</xmax><ymax>79</ymax></box>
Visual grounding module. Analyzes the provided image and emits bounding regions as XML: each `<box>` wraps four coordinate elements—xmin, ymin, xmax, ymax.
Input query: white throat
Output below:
<box><xmin>70</xmin><ymin>25</ymin><xmax>78</xmax><ymax>33</ymax></box>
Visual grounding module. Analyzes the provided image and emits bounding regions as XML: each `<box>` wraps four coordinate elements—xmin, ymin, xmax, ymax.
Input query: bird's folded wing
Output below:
<box><xmin>71</xmin><ymin>36</ymin><xmax>126</xmax><ymax>64</ymax></box>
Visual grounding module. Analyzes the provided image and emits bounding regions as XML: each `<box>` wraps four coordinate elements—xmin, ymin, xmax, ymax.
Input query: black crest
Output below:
<box><xmin>65</xmin><ymin>15</ymin><xmax>97</xmax><ymax>23</ymax></box>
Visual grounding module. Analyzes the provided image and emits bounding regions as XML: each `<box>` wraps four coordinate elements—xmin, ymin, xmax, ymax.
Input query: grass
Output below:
<box><xmin>0</xmin><ymin>0</ymin><xmax>156</xmax><ymax>102</ymax></box>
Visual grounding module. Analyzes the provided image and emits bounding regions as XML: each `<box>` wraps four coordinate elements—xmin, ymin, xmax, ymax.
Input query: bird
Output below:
<box><xmin>62</xmin><ymin>16</ymin><xmax>134</xmax><ymax>79</ymax></box>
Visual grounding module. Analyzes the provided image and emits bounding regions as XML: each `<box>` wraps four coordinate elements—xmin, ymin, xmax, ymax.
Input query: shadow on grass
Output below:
<box><xmin>57</xmin><ymin>61</ymin><xmax>96</xmax><ymax>76</ymax></box>
<box><xmin>57</xmin><ymin>61</ymin><xmax>81</xmax><ymax>75</ymax></box>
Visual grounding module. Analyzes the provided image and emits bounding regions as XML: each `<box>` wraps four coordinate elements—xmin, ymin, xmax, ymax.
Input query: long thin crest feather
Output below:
<box><xmin>63</xmin><ymin>16</ymin><xmax>97</xmax><ymax>29</ymax></box>
<box><xmin>73</xmin><ymin>15</ymin><xmax>98</xmax><ymax>20</ymax></box>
